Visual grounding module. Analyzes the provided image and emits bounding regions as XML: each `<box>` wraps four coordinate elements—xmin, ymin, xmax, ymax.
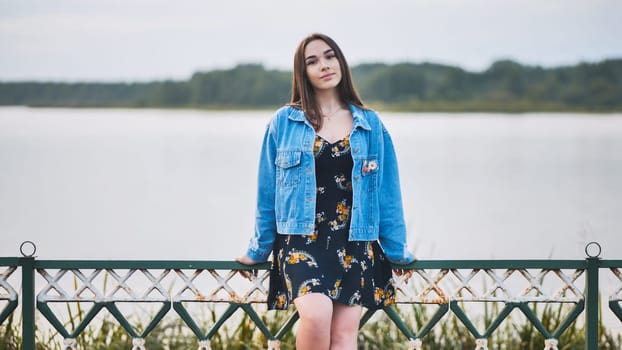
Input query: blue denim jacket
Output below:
<box><xmin>245</xmin><ymin>104</ymin><xmax>415</xmax><ymax>264</ymax></box>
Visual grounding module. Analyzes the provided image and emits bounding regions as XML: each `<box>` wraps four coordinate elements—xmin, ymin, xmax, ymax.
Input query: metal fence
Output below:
<box><xmin>1</xmin><ymin>241</ymin><xmax>621</xmax><ymax>350</ymax></box>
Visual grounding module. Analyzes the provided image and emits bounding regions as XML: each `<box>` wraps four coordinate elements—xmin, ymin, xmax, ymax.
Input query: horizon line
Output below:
<box><xmin>1</xmin><ymin>56</ymin><xmax>620</xmax><ymax>84</ymax></box>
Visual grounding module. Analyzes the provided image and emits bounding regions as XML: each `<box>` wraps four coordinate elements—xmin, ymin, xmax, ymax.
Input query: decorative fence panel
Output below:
<box><xmin>1</xmin><ymin>242</ymin><xmax>621</xmax><ymax>350</ymax></box>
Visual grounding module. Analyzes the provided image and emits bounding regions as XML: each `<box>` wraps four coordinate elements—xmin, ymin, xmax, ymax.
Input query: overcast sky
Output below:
<box><xmin>1</xmin><ymin>0</ymin><xmax>621</xmax><ymax>82</ymax></box>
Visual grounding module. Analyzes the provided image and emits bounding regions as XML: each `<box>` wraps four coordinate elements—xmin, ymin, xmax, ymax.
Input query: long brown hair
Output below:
<box><xmin>289</xmin><ymin>33</ymin><xmax>365</xmax><ymax>130</ymax></box>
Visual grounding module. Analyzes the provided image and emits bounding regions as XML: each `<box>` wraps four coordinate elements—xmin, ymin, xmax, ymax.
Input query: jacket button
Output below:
<box><xmin>354</xmin><ymin>148</ymin><xmax>359</xmax><ymax>153</ymax></box>
<box><xmin>354</xmin><ymin>176</ymin><xmax>360</xmax><ymax>181</ymax></box>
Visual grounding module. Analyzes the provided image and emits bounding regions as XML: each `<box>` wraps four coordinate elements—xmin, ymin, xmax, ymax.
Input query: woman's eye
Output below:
<box><xmin>306</xmin><ymin>60</ymin><xmax>317</xmax><ymax>65</ymax></box>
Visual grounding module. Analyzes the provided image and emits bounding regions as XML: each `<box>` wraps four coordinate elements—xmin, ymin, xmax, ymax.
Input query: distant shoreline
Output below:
<box><xmin>1</xmin><ymin>103</ymin><xmax>620</xmax><ymax>114</ymax></box>
<box><xmin>2</xmin><ymin>59</ymin><xmax>621</xmax><ymax>113</ymax></box>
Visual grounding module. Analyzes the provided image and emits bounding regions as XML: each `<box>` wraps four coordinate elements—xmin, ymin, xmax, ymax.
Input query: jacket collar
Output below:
<box><xmin>287</xmin><ymin>106</ymin><xmax>306</xmax><ymax>122</ymax></box>
<box><xmin>287</xmin><ymin>104</ymin><xmax>372</xmax><ymax>131</ymax></box>
<box><xmin>350</xmin><ymin>104</ymin><xmax>372</xmax><ymax>131</ymax></box>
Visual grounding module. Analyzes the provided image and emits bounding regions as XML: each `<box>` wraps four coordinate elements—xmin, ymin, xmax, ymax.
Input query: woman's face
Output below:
<box><xmin>304</xmin><ymin>39</ymin><xmax>342</xmax><ymax>91</ymax></box>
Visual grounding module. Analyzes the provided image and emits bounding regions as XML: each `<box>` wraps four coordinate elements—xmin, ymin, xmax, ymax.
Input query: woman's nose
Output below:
<box><xmin>320</xmin><ymin>58</ymin><xmax>330</xmax><ymax>69</ymax></box>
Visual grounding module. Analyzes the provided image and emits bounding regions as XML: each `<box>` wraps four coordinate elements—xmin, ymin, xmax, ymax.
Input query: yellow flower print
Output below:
<box><xmin>313</xmin><ymin>138</ymin><xmax>326</xmax><ymax>157</ymax></box>
<box><xmin>305</xmin><ymin>230</ymin><xmax>318</xmax><ymax>245</ymax></box>
<box><xmin>329</xmin><ymin>199</ymin><xmax>351</xmax><ymax>231</ymax></box>
<box><xmin>334</xmin><ymin>174</ymin><xmax>351</xmax><ymax>191</ymax></box>
<box><xmin>344</xmin><ymin>255</ymin><xmax>353</xmax><ymax>268</ymax></box>
<box><xmin>383</xmin><ymin>289</ymin><xmax>395</xmax><ymax>306</ymax></box>
<box><xmin>336</xmin><ymin>201</ymin><xmax>350</xmax><ymax>221</ymax></box>
<box><xmin>382</xmin><ymin>281</ymin><xmax>395</xmax><ymax>306</ymax></box>
<box><xmin>374</xmin><ymin>287</ymin><xmax>385</xmax><ymax>304</ymax></box>
<box><xmin>327</xmin><ymin>279</ymin><xmax>342</xmax><ymax>299</ymax></box>
<box><xmin>315</xmin><ymin>212</ymin><xmax>326</xmax><ymax>223</ymax></box>
<box><xmin>286</xmin><ymin>250</ymin><xmax>318</xmax><ymax>267</ymax></box>
<box><xmin>337</xmin><ymin>248</ymin><xmax>358</xmax><ymax>271</ymax></box>
<box><xmin>275</xmin><ymin>293</ymin><xmax>287</xmax><ymax>309</ymax></box>
<box><xmin>298</xmin><ymin>278</ymin><xmax>321</xmax><ymax>296</ymax></box>
<box><xmin>331</xmin><ymin>137</ymin><xmax>351</xmax><ymax>157</ymax></box>
<box><xmin>287</xmin><ymin>254</ymin><xmax>298</xmax><ymax>264</ymax></box>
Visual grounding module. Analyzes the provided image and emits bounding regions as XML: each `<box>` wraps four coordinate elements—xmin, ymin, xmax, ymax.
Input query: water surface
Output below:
<box><xmin>1</xmin><ymin>107</ymin><xmax>620</xmax><ymax>262</ymax></box>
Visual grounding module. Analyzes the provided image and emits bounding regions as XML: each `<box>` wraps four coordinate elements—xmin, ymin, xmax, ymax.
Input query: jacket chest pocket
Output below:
<box><xmin>360</xmin><ymin>157</ymin><xmax>379</xmax><ymax>192</ymax></box>
<box><xmin>275</xmin><ymin>151</ymin><xmax>302</xmax><ymax>187</ymax></box>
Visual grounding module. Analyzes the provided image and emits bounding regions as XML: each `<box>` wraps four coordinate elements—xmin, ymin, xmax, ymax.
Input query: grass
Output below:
<box><xmin>2</xmin><ymin>300</ymin><xmax>621</xmax><ymax>350</ymax></box>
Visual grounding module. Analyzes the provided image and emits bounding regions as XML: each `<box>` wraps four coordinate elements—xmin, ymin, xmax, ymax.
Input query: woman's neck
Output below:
<box><xmin>314</xmin><ymin>89</ymin><xmax>343</xmax><ymax>115</ymax></box>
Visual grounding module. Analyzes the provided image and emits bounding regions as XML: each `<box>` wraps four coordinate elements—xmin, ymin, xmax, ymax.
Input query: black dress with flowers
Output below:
<box><xmin>268</xmin><ymin>135</ymin><xmax>394</xmax><ymax>310</ymax></box>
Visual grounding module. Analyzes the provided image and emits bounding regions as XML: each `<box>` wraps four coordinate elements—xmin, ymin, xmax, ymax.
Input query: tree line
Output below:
<box><xmin>1</xmin><ymin>59</ymin><xmax>621</xmax><ymax>112</ymax></box>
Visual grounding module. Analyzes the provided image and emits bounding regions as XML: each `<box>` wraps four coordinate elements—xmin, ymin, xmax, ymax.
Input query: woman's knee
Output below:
<box><xmin>294</xmin><ymin>293</ymin><xmax>333</xmax><ymax>324</ymax></box>
<box><xmin>330</xmin><ymin>303</ymin><xmax>361</xmax><ymax>347</ymax></box>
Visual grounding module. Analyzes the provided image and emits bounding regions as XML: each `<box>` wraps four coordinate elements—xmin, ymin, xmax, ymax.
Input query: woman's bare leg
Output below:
<box><xmin>329</xmin><ymin>302</ymin><xmax>362</xmax><ymax>350</ymax></box>
<box><xmin>293</xmin><ymin>293</ymin><xmax>333</xmax><ymax>350</ymax></box>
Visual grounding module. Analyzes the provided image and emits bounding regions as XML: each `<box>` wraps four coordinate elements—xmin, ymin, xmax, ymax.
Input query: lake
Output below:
<box><xmin>0</xmin><ymin>107</ymin><xmax>621</xmax><ymax>262</ymax></box>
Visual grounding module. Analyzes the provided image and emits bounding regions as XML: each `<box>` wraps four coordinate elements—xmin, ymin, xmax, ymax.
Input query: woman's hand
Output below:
<box><xmin>235</xmin><ymin>255</ymin><xmax>260</xmax><ymax>280</ymax></box>
<box><xmin>392</xmin><ymin>258</ymin><xmax>416</xmax><ymax>282</ymax></box>
<box><xmin>236</xmin><ymin>255</ymin><xmax>259</xmax><ymax>265</ymax></box>
<box><xmin>392</xmin><ymin>268</ymin><xmax>413</xmax><ymax>281</ymax></box>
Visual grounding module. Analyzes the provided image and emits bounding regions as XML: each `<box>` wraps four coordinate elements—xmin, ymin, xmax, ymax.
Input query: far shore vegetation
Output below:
<box><xmin>1</xmin><ymin>59</ymin><xmax>621</xmax><ymax>113</ymax></box>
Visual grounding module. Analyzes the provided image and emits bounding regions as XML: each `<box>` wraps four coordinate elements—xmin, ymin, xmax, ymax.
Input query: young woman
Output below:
<box><xmin>237</xmin><ymin>33</ymin><xmax>415</xmax><ymax>350</ymax></box>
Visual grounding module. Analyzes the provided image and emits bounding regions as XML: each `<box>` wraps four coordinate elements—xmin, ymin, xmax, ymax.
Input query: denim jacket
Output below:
<box><xmin>245</xmin><ymin>104</ymin><xmax>415</xmax><ymax>264</ymax></box>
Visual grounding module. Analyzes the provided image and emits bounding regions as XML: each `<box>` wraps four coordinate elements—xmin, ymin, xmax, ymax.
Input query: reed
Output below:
<box><xmin>0</xmin><ymin>312</ymin><xmax>19</xmax><ymax>349</ymax></box>
<box><xmin>2</xmin><ymin>299</ymin><xmax>621</xmax><ymax>349</ymax></box>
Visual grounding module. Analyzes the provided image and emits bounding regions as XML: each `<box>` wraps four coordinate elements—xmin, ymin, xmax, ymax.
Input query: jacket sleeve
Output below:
<box><xmin>377</xmin><ymin>125</ymin><xmax>415</xmax><ymax>264</ymax></box>
<box><xmin>245</xmin><ymin>120</ymin><xmax>278</xmax><ymax>262</ymax></box>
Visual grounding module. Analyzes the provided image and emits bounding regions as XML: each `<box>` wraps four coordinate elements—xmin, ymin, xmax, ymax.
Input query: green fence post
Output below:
<box><xmin>20</xmin><ymin>256</ymin><xmax>35</xmax><ymax>350</ymax></box>
<box><xmin>584</xmin><ymin>242</ymin><xmax>601</xmax><ymax>350</ymax></box>
<box><xmin>19</xmin><ymin>241</ymin><xmax>37</xmax><ymax>350</ymax></box>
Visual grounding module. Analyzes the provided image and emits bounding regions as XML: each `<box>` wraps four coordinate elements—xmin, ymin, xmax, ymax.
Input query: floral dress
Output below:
<box><xmin>268</xmin><ymin>135</ymin><xmax>394</xmax><ymax>310</ymax></box>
